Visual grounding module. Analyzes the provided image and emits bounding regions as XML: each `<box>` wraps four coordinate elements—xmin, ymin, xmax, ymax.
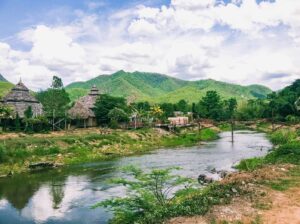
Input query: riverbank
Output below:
<box><xmin>0</xmin><ymin>127</ymin><xmax>219</xmax><ymax>176</ymax></box>
<box><xmin>167</xmin><ymin>124</ymin><xmax>300</xmax><ymax>224</ymax></box>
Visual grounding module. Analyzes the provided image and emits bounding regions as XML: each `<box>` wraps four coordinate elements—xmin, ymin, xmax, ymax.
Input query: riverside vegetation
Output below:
<box><xmin>0</xmin><ymin>128</ymin><xmax>218</xmax><ymax>176</ymax></box>
<box><xmin>95</xmin><ymin>125</ymin><xmax>300</xmax><ymax>224</ymax></box>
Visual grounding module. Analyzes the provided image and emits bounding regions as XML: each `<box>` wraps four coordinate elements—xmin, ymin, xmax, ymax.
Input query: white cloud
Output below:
<box><xmin>0</xmin><ymin>0</ymin><xmax>299</xmax><ymax>91</ymax></box>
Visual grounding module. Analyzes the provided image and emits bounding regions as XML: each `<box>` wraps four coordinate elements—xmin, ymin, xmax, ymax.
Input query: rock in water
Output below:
<box><xmin>198</xmin><ymin>174</ymin><xmax>214</xmax><ymax>184</ymax></box>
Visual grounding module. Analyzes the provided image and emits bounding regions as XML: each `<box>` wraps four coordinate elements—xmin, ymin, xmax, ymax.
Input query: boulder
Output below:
<box><xmin>198</xmin><ymin>174</ymin><xmax>214</xmax><ymax>184</ymax></box>
<box><xmin>218</xmin><ymin>170</ymin><xmax>230</xmax><ymax>179</ymax></box>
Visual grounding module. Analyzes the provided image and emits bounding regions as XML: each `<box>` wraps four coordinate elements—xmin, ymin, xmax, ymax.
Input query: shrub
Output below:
<box><xmin>269</xmin><ymin>130</ymin><xmax>297</xmax><ymax>145</ymax></box>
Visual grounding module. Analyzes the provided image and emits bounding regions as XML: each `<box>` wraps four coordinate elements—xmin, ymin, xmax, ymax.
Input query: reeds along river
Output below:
<box><xmin>0</xmin><ymin>131</ymin><xmax>272</xmax><ymax>224</ymax></box>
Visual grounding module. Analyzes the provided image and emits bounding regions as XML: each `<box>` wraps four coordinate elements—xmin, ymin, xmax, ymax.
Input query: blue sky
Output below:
<box><xmin>0</xmin><ymin>0</ymin><xmax>299</xmax><ymax>90</ymax></box>
<box><xmin>0</xmin><ymin>0</ymin><xmax>170</xmax><ymax>40</ymax></box>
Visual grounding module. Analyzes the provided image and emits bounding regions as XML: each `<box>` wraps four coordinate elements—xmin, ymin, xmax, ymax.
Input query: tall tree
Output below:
<box><xmin>36</xmin><ymin>76</ymin><xmax>71</xmax><ymax>118</ymax></box>
<box><xmin>94</xmin><ymin>94</ymin><xmax>128</xmax><ymax>125</ymax></box>
<box><xmin>198</xmin><ymin>91</ymin><xmax>223</xmax><ymax>120</ymax></box>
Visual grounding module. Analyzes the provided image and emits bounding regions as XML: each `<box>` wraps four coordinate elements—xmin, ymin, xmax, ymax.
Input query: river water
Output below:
<box><xmin>0</xmin><ymin>131</ymin><xmax>272</xmax><ymax>224</ymax></box>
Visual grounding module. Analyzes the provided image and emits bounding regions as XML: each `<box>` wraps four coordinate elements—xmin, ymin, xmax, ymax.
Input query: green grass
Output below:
<box><xmin>0</xmin><ymin>128</ymin><xmax>219</xmax><ymax>175</ymax></box>
<box><xmin>161</xmin><ymin>129</ymin><xmax>218</xmax><ymax>147</ymax></box>
<box><xmin>264</xmin><ymin>166</ymin><xmax>300</xmax><ymax>191</ymax></box>
<box><xmin>237</xmin><ymin>129</ymin><xmax>300</xmax><ymax>171</ymax></box>
<box><xmin>0</xmin><ymin>81</ymin><xmax>13</xmax><ymax>98</ymax></box>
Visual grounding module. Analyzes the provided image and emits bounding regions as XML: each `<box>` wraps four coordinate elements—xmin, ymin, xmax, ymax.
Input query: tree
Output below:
<box><xmin>0</xmin><ymin>104</ymin><xmax>14</xmax><ymax>131</ymax></box>
<box><xmin>51</xmin><ymin>76</ymin><xmax>64</xmax><ymax>89</ymax></box>
<box><xmin>160</xmin><ymin>103</ymin><xmax>175</xmax><ymax>118</ymax></box>
<box><xmin>108</xmin><ymin>108</ymin><xmax>129</xmax><ymax>123</ymax></box>
<box><xmin>175</xmin><ymin>100</ymin><xmax>189</xmax><ymax>113</ymax></box>
<box><xmin>94</xmin><ymin>166</ymin><xmax>191</xmax><ymax>224</ymax></box>
<box><xmin>36</xmin><ymin>76</ymin><xmax>71</xmax><ymax>118</ymax></box>
<box><xmin>223</xmin><ymin>98</ymin><xmax>237</xmax><ymax>120</ymax></box>
<box><xmin>24</xmin><ymin>106</ymin><xmax>33</xmax><ymax>119</ymax></box>
<box><xmin>198</xmin><ymin>91</ymin><xmax>223</xmax><ymax>120</ymax></box>
<box><xmin>94</xmin><ymin>94</ymin><xmax>128</xmax><ymax>125</ymax></box>
<box><xmin>15</xmin><ymin>113</ymin><xmax>21</xmax><ymax>132</ymax></box>
<box><xmin>150</xmin><ymin>105</ymin><xmax>164</xmax><ymax>122</ymax></box>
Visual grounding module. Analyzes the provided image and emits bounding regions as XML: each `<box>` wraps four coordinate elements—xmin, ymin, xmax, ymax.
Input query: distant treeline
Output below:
<box><xmin>0</xmin><ymin>77</ymin><xmax>299</xmax><ymax>133</ymax></box>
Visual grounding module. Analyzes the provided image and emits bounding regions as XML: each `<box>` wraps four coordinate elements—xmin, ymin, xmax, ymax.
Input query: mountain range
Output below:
<box><xmin>0</xmin><ymin>74</ymin><xmax>13</xmax><ymax>98</ymax></box>
<box><xmin>0</xmin><ymin>71</ymin><xmax>273</xmax><ymax>103</ymax></box>
<box><xmin>66</xmin><ymin>70</ymin><xmax>272</xmax><ymax>103</ymax></box>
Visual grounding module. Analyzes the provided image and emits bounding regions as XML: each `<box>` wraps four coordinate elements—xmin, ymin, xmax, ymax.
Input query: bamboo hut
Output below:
<box><xmin>68</xmin><ymin>85</ymin><xmax>100</xmax><ymax>127</ymax></box>
<box><xmin>1</xmin><ymin>80</ymin><xmax>43</xmax><ymax>118</ymax></box>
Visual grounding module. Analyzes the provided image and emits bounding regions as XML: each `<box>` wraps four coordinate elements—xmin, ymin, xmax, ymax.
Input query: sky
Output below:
<box><xmin>0</xmin><ymin>0</ymin><xmax>299</xmax><ymax>91</ymax></box>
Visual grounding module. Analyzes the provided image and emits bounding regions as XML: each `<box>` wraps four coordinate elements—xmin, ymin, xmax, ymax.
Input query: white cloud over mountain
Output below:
<box><xmin>0</xmin><ymin>0</ymin><xmax>299</xmax><ymax>90</ymax></box>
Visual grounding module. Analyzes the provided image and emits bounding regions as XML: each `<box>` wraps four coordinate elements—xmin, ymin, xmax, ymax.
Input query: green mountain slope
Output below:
<box><xmin>0</xmin><ymin>74</ymin><xmax>13</xmax><ymax>98</ymax></box>
<box><xmin>0</xmin><ymin>74</ymin><xmax>8</xmax><ymax>82</ymax></box>
<box><xmin>66</xmin><ymin>71</ymin><xmax>272</xmax><ymax>103</ymax></box>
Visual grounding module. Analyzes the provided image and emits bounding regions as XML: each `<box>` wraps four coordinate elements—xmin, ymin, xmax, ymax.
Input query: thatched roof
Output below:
<box><xmin>2</xmin><ymin>81</ymin><xmax>39</xmax><ymax>103</ymax></box>
<box><xmin>68</xmin><ymin>85</ymin><xmax>100</xmax><ymax>119</ymax></box>
<box><xmin>1</xmin><ymin>81</ymin><xmax>43</xmax><ymax>118</ymax></box>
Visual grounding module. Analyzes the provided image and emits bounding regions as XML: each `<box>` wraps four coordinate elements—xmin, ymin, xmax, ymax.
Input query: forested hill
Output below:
<box><xmin>0</xmin><ymin>74</ymin><xmax>13</xmax><ymax>98</ymax></box>
<box><xmin>0</xmin><ymin>74</ymin><xmax>8</xmax><ymax>82</ymax></box>
<box><xmin>66</xmin><ymin>70</ymin><xmax>272</xmax><ymax>103</ymax></box>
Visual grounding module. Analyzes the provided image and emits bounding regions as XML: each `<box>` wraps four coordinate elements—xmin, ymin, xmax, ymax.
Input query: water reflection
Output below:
<box><xmin>0</xmin><ymin>131</ymin><xmax>272</xmax><ymax>224</ymax></box>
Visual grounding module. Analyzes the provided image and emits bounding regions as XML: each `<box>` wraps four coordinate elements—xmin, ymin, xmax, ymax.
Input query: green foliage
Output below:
<box><xmin>94</xmin><ymin>94</ymin><xmax>128</xmax><ymax>125</ymax></box>
<box><xmin>269</xmin><ymin>130</ymin><xmax>297</xmax><ymax>145</ymax></box>
<box><xmin>236</xmin><ymin>79</ymin><xmax>300</xmax><ymax>121</ymax></box>
<box><xmin>24</xmin><ymin>106</ymin><xmax>33</xmax><ymax>119</ymax></box>
<box><xmin>66</xmin><ymin>71</ymin><xmax>272</xmax><ymax>103</ymax></box>
<box><xmin>161</xmin><ymin>129</ymin><xmax>218</xmax><ymax>147</ymax></box>
<box><xmin>237</xmin><ymin>130</ymin><xmax>300</xmax><ymax>171</ymax></box>
<box><xmin>108</xmin><ymin>108</ymin><xmax>129</xmax><ymax>123</ymax></box>
<box><xmin>95</xmin><ymin>166</ymin><xmax>240</xmax><ymax>224</ymax></box>
<box><xmin>197</xmin><ymin>91</ymin><xmax>223</xmax><ymax>120</ymax></box>
<box><xmin>94</xmin><ymin>166</ymin><xmax>192</xmax><ymax>224</ymax></box>
<box><xmin>36</xmin><ymin>76</ymin><xmax>70</xmax><ymax>118</ymax></box>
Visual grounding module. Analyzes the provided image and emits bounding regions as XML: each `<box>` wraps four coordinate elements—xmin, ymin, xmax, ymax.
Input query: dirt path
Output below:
<box><xmin>262</xmin><ymin>187</ymin><xmax>300</xmax><ymax>224</ymax></box>
<box><xmin>168</xmin><ymin>165</ymin><xmax>300</xmax><ymax>224</ymax></box>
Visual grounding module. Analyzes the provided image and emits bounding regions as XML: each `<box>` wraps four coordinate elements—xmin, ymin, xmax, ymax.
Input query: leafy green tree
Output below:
<box><xmin>223</xmin><ymin>98</ymin><xmax>237</xmax><ymax>120</ymax></box>
<box><xmin>175</xmin><ymin>100</ymin><xmax>189</xmax><ymax>113</ymax></box>
<box><xmin>36</xmin><ymin>76</ymin><xmax>70</xmax><ymax>118</ymax></box>
<box><xmin>108</xmin><ymin>108</ymin><xmax>129</xmax><ymax>123</ymax></box>
<box><xmin>51</xmin><ymin>76</ymin><xmax>64</xmax><ymax>89</ymax></box>
<box><xmin>24</xmin><ymin>106</ymin><xmax>33</xmax><ymax>119</ymax></box>
<box><xmin>94</xmin><ymin>94</ymin><xmax>128</xmax><ymax>125</ymax></box>
<box><xmin>15</xmin><ymin>113</ymin><xmax>21</xmax><ymax>132</ymax></box>
<box><xmin>0</xmin><ymin>104</ymin><xmax>14</xmax><ymax>131</ymax></box>
<box><xmin>160</xmin><ymin>103</ymin><xmax>175</xmax><ymax>118</ymax></box>
<box><xmin>198</xmin><ymin>91</ymin><xmax>223</xmax><ymax>120</ymax></box>
<box><xmin>94</xmin><ymin>166</ymin><xmax>191</xmax><ymax>224</ymax></box>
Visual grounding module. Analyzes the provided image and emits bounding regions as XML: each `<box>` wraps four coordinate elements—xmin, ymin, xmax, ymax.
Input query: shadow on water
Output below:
<box><xmin>0</xmin><ymin>131</ymin><xmax>272</xmax><ymax>224</ymax></box>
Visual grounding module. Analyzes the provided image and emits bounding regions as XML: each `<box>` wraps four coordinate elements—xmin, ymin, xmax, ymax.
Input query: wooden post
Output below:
<box><xmin>52</xmin><ymin>109</ymin><xmax>55</xmax><ymax>131</ymax></box>
<box><xmin>231</xmin><ymin>119</ymin><xmax>234</xmax><ymax>143</ymax></box>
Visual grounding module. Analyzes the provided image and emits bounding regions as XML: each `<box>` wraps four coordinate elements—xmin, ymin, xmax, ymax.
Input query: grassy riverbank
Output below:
<box><xmin>97</xmin><ymin>124</ymin><xmax>300</xmax><ymax>224</ymax></box>
<box><xmin>0</xmin><ymin>128</ymin><xmax>218</xmax><ymax>176</ymax></box>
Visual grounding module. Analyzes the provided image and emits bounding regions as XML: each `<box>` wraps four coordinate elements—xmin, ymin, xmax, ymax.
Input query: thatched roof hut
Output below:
<box><xmin>1</xmin><ymin>81</ymin><xmax>43</xmax><ymax>118</ymax></box>
<box><xmin>68</xmin><ymin>85</ymin><xmax>100</xmax><ymax>127</ymax></box>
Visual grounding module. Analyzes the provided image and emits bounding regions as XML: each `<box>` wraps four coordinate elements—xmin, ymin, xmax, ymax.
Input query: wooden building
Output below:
<box><xmin>1</xmin><ymin>80</ymin><xmax>43</xmax><ymax>118</ymax></box>
<box><xmin>68</xmin><ymin>85</ymin><xmax>100</xmax><ymax>127</ymax></box>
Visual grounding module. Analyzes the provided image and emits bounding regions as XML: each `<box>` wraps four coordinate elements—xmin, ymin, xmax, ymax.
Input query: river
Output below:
<box><xmin>0</xmin><ymin>131</ymin><xmax>272</xmax><ymax>224</ymax></box>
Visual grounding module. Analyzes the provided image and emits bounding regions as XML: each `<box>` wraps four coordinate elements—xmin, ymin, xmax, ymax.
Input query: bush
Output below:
<box><xmin>269</xmin><ymin>130</ymin><xmax>297</xmax><ymax>145</ymax></box>
<box><xmin>0</xmin><ymin>145</ymin><xmax>8</xmax><ymax>163</ymax></box>
<box><xmin>95</xmin><ymin>166</ymin><xmax>239</xmax><ymax>224</ymax></box>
